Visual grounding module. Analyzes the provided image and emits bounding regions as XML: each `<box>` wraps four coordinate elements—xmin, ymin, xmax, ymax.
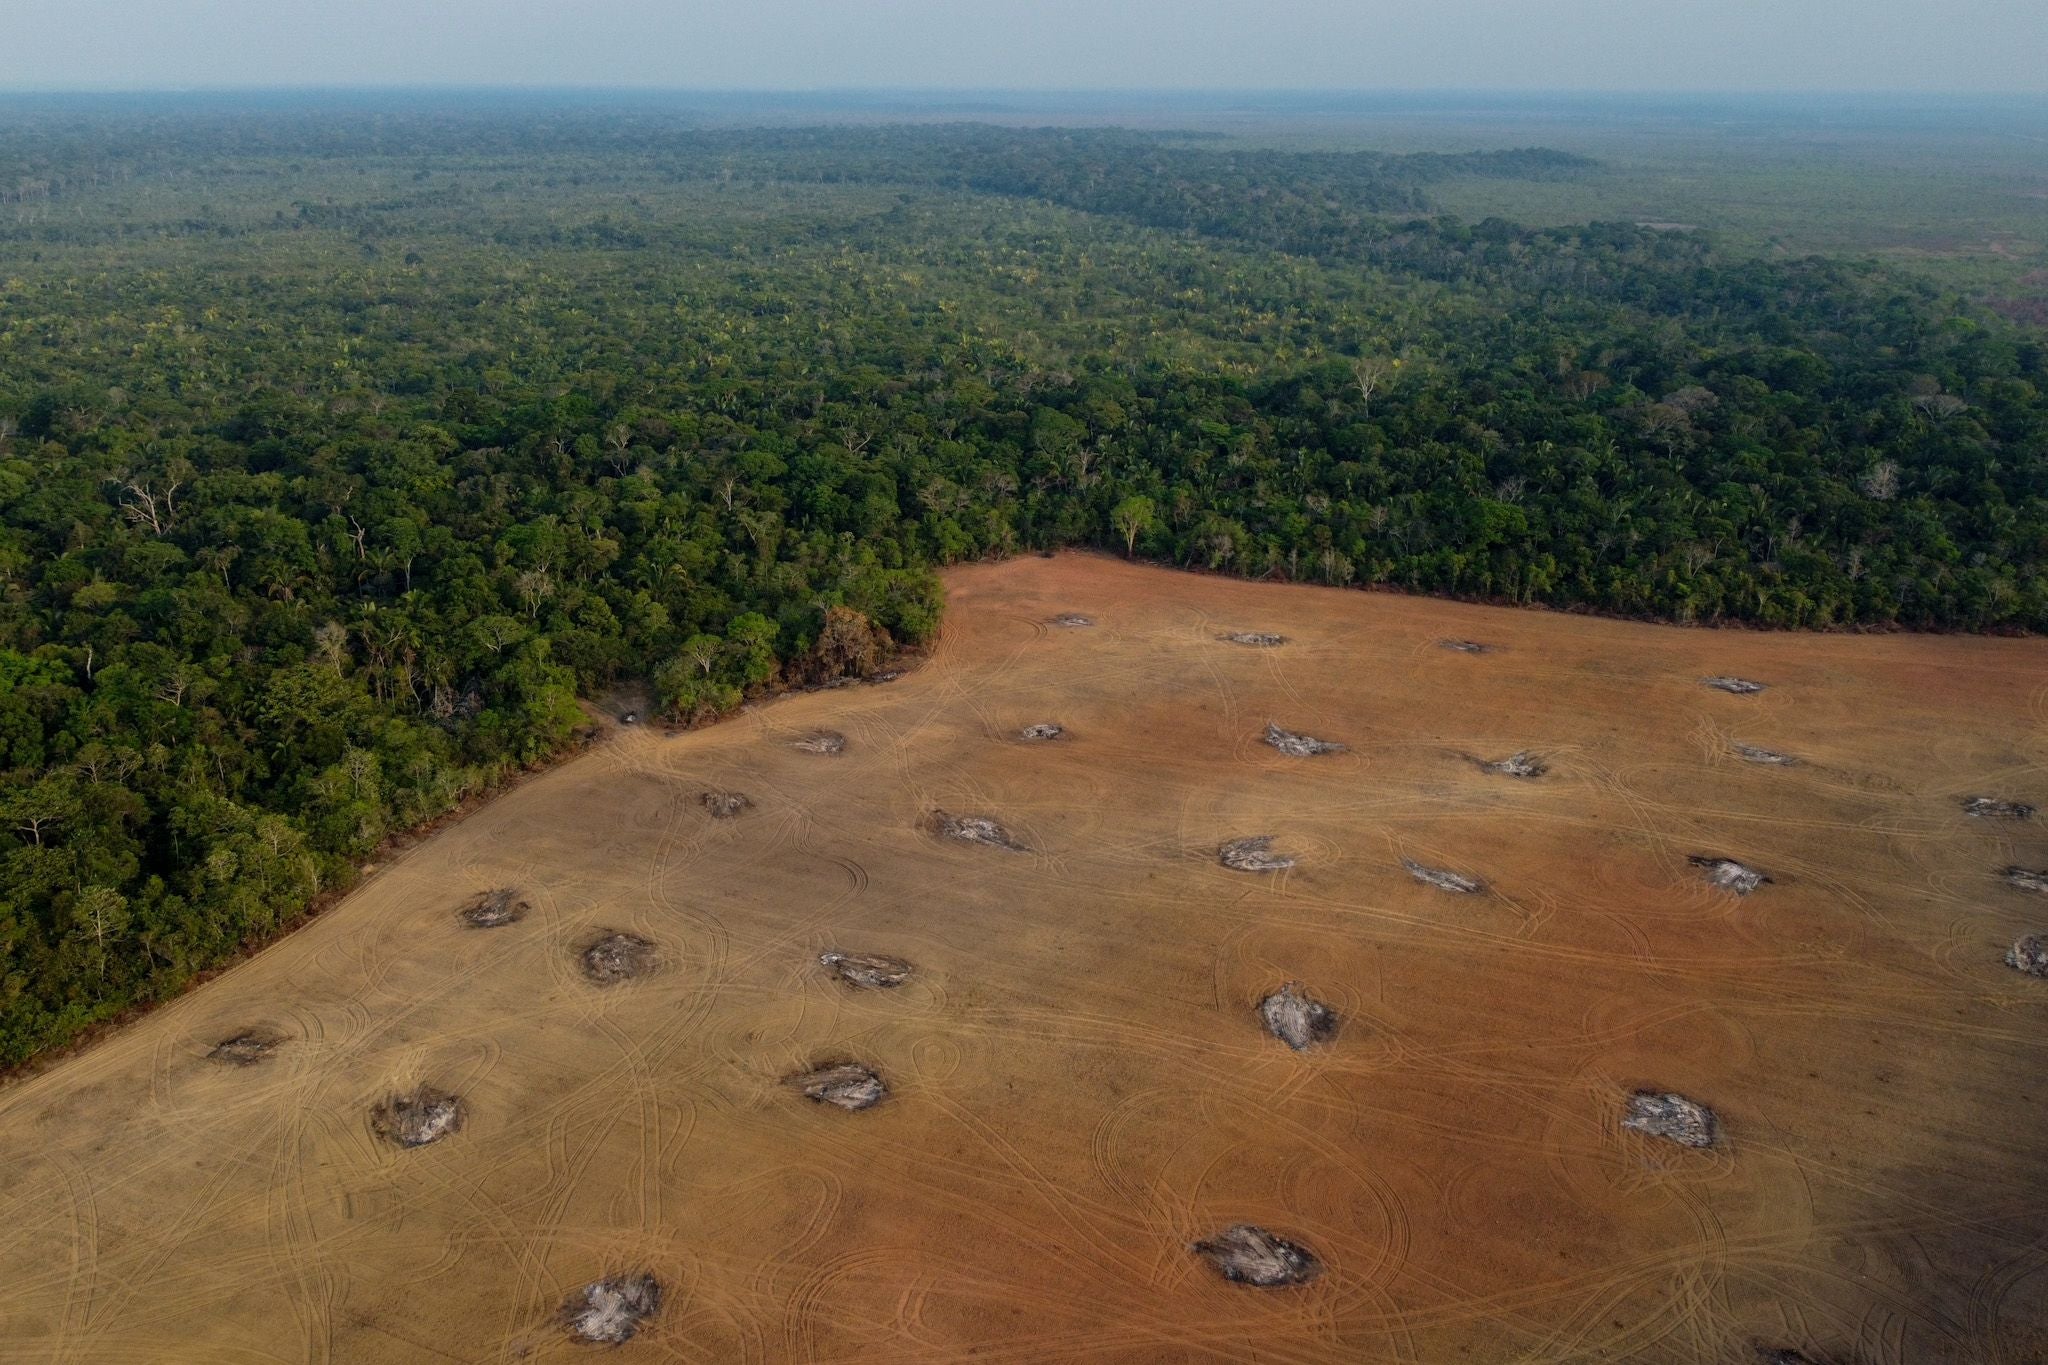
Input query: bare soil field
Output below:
<box><xmin>2</xmin><ymin>552</ymin><xmax>2046</xmax><ymax>1364</ymax></box>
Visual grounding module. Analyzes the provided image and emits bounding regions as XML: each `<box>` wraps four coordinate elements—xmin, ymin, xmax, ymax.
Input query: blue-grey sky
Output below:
<box><xmin>5</xmin><ymin>0</ymin><xmax>2044</xmax><ymax>94</ymax></box>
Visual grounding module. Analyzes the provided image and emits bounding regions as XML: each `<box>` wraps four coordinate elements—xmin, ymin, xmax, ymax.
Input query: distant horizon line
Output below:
<box><xmin>1</xmin><ymin>84</ymin><xmax>2044</xmax><ymax>102</ymax></box>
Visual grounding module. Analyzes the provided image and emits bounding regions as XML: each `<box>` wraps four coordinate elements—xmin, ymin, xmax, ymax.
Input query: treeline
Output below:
<box><xmin>0</xmin><ymin>112</ymin><xmax>2042</xmax><ymax>1066</ymax></box>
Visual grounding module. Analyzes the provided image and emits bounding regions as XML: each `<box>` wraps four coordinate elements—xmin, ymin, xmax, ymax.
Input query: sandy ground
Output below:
<box><xmin>2</xmin><ymin>552</ymin><xmax>2045</xmax><ymax>1364</ymax></box>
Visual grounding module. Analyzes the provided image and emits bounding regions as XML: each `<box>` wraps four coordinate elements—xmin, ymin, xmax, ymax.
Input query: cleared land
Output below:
<box><xmin>1</xmin><ymin>553</ymin><xmax>2045</xmax><ymax>1363</ymax></box>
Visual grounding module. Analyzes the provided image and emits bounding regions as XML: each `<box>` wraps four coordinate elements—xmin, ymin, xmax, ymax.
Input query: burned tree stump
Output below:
<box><xmin>1259</xmin><ymin>983</ymin><xmax>1339</xmax><ymax>1051</ymax></box>
<box><xmin>581</xmin><ymin>932</ymin><xmax>656</xmax><ymax>985</ymax></box>
<box><xmin>1264</xmin><ymin>722</ymin><xmax>1344</xmax><ymax>756</ymax></box>
<box><xmin>370</xmin><ymin>1085</ymin><xmax>464</xmax><ymax>1149</ymax></box>
<box><xmin>1964</xmin><ymin>796</ymin><xmax>2035</xmax><ymax>819</ymax></box>
<box><xmin>790</xmin><ymin>1062</ymin><xmax>888</xmax><ymax>1111</ymax></box>
<box><xmin>2007</xmin><ymin>935</ymin><xmax>2048</xmax><ymax>978</ymax></box>
<box><xmin>819</xmin><ymin>951</ymin><xmax>914</xmax><ymax>990</ymax></box>
<box><xmin>1192</xmin><ymin>1224</ymin><xmax>1323</xmax><ymax>1287</ymax></box>
<box><xmin>2007</xmin><ymin>867</ymin><xmax>2048</xmax><ymax>894</ymax></box>
<box><xmin>459</xmin><ymin>888</ymin><xmax>529</xmax><ymax>928</ymax></box>
<box><xmin>1690</xmin><ymin>856</ymin><xmax>1771</xmax><ymax>895</ymax></box>
<box><xmin>562</xmin><ymin>1273</ymin><xmax>663</xmax><ymax>1345</ymax></box>
<box><xmin>927</xmin><ymin>809</ymin><xmax>1028</xmax><ymax>851</ymax></box>
<box><xmin>701</xmin><ymin>790</ymin><xmax>753</xmax><ymax>819</ymax></box>
<box><xmin>1622</xmin><ymin>1090</ymin><xmax>1718</xmax><ymax>1149</ymax></box>
<box><xmin>1221</xmin><ymin>835</ymin><xmax>1295</xmax><ymax>873</ymax></box>
<box><xmin>207</xmin><ymin>1031</ymin><xmax>281</xmax><ymax>1066</ymax></box>
<box><xmin>1402</xmin><ymin>859</ymin><xmax>1483</xmax><ymax>894</ymax></box>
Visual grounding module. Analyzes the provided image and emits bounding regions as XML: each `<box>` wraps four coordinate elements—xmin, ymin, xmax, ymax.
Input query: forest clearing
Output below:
<box><xmin>0</xmin><ymin>552</ymin><xmax>2043</xmax><ymax>1363</ymax></box>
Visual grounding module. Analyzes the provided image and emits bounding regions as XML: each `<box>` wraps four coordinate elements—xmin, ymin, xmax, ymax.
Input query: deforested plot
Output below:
<box><xmin>1258</xmin><ymin>982</ymin><xmax>1339</xmax><ymax>1050</ymax></box>
<box><xmin>2</xmin><ymin>554</ymin><xmax>2043</xmax><ymax>1365</ymax></box>
<box><xmin>563</xmin><ymin>1273</ymin><xmax>663</xmax><ymax>1345</ymax></box>
<box><xmin>1402</xmin><ymin>858</ymin><xmax>1483</xmax><ymax>894</ymax></box>
<box><xmin>1263</xmin><ymin>722</ymin><xmax>1344</xmax><ymax>756</ymax></box>
<box><xmin>458</xmin><ymin>887</ymin><xmax>529</xmax><ymax>928</ymax></box>
<box><xmin>1192</xmin><ymin>1225</ymin><xmax>1323</xmax><ymax>1287</ymax></box>
<box><xmin>1963</xmin><ymin>796</ymin><xmax>2035</xmax><ymax>819</ymax></box>
<box><xmin>819</xmin><ymin>951</ymin><xmax>913</xmax><ymax>989</ymax></box>
<box><xmin>580</xmin><ymin>931</ymin><xmax>657</xmax><ymax>984</ymax></box>
<box><xmin>1690</xmin><ymin>855</ymin><xmax>1771</xmax><ymax>895</ymax></box>
<box><xmin>1622</xmin><ymin>1090</ymin><xmax>1719</xmax><ymax>1149</ymax></box>
<box><xmin>369</xmin><ymin>1085</ymin><xmax>464</xmax><ymax>1149</ymax></box>
<box><xmin>790</xmin><ymin>1062</ymin><xmax>888</xmax><ymax>1111</ymax></box>
<box><xmin>1220</xmin><ymin>835</ymin><xmax>1295</xmax><ymax>872</ymax></box>
<box><xmin>1703</xmin><ymin>676</ymin><xmax>1768</xmax><ymax>695</ymax></box>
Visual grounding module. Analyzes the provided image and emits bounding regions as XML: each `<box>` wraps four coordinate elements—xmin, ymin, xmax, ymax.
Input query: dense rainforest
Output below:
<box><xmin>0</xmin><ymin>105</ymin><xmax>2043</xmax><ymax>1064</ymax></box>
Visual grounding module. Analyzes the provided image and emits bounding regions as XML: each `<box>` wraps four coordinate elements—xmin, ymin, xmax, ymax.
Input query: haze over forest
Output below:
<box><xmin>6</xmin><ymin>0</ymin><xmax>2048</xmax><ymax>94</ymax></box>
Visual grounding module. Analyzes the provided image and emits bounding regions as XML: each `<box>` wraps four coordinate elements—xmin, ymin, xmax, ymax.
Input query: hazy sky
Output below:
<box><xmin>5</xmin><ymin>0</ymin><xmax>2044</xmax><ymax>94</ymax></box>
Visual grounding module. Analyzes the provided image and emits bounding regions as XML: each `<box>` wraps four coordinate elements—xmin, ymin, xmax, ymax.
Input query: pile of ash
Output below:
<box><xmin>1690</xmin><ymin>856</ymin><xmax>1771</xmax><ymax>895</ymax></box>
<box><xmin>927</xmin><ymin>809</ymin><xmax>1028</xmax><ymax>851</ymax></box>
<box><xmin>1192</xmin><ymin>1225</ymin><xmax>1323</xmax><ymax>1287</ymax></box>
<box><xmin>208</xmin><ymin>1031</ymin><xmax>281</xmax><ymax>1066</ymax></box>
<box><xmin>1258</xmin><ymin>982</ymin><xmax>1339</xmax><ymax>1051</ymax></box>
<box><xmin>1220</xmin><ymin>835</ymin><xmax>1295</xmax><ymax>873</ymax></box>
<box><xmin>1622</xmin><ymin>1090</ymin><xmax>1718</xmax><ymax>1148</ymax></box>
<box><xmin>581</xmin><ymin>931</ymin><xmax>656</xmax><ymax>985</ymax></box>
<box><xmin>790</xmin><ymin>1062</ymin><xmax>887</xmax><ymax>1111</ymax></box>
<box><xmin>370</xmin><ymin>1085</ymin><xmax>464</xmax><ymax>1149</ymax></box>
<box><xmin>460</xmin><ymin>888</ymin><xmax>529</xmax><ymax>928</ymax></box>
<box><xmin>1402</xmin><ymin>859</ymin><xmax>1483</xmax><ymax>894</ymax></box>
<box><xmin>819</xmin><ymin>951</ymin><xmax>913</xmax><ymax>990</ymax></box>
<box><xmin>1264</xmin><ymin>722</ymin><xmax>1344</xmax><ymax>756</ymax></box>
<box><xmin>1483</xmin><ymin>751</ymin><xmax>1547</xmax><ymax>779</ymax></box>
<box><xmin>1963</xmin><ymin>796</ymin><xmax>2035</xmax><ymax>819</ymax></box>
<box><xmin>2007</xmin><ymin>935</ymin><xmax>2048</xmax><ymax>977</ymax></box>
<box><xmin>701</xmin><ymin>790</ymin><xmax>753</xmax><ymax>819</ymax></box>
<box><xmin>563</xmin><ymin>1273</ymin><xmax>663</xmax><ymax>1345</ymax></box>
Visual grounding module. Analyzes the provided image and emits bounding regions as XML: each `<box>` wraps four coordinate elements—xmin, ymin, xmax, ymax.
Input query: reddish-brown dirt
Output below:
<box><xmin>0</xmin><ymin>552</ymin><xmax>2044</xmax><ymax>1363</ymax></box>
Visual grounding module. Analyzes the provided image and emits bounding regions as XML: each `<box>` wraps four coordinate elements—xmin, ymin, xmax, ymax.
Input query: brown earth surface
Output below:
<box><xmin>2</xmin><ymin>552</ymin><xmax>2046</xmax><ymax>1363</ymax></box>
